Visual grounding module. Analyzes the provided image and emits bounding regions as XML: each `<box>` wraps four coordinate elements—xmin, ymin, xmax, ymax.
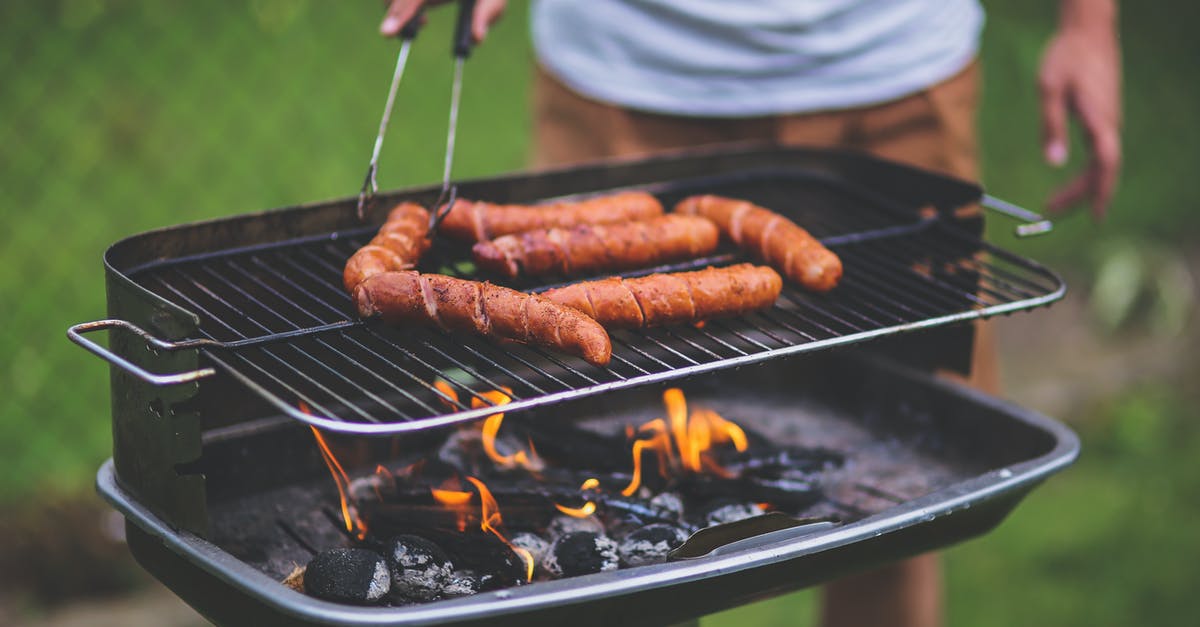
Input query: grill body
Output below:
<box><xmin>84</xmin><ymin>145</ymin><xmax>1076</xmax><ymax>624</ymax></box>
<box><xmin>98</xmin><ymin>353</ymin><xmax>1078</xmax><ymax>626</ymax></box>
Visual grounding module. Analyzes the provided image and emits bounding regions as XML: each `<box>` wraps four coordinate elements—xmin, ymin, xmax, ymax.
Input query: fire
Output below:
<box><xmin>308</xmin><ymin>422</ymin><xmax>368</xmax><ymax>540</ymax></box>
<box><xmin>621</xmin><ymin>389</ymin><xmax>748</xmax><ymax>494</ymax></box>
<box><xmin>556</xmin><ymin>478</ymin><xmax>599</xmax><ymax>518</ymax></box>
<box><xmin>465</xmin><ymin>476</ymin><xmax>534</xmax><ymax>582</ymax></box>
<box><xmin>433</xmin><ymin>379</ymin><xmax>460</xmax><ymax>408</ymax></box>
<box><xmin>472</xmin><ymin>387</ymin><xmax>543</xmax><ymax>472</ymax></box>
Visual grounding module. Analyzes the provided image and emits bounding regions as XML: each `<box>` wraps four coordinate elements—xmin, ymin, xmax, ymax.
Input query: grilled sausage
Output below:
<box><xmin>674</xmin><ymin>195</ymin><xmax>842</xmax><ymax>292</ymax></box>
<box><xmin>343</xmin><ymin>203</ymin><xmax>432</xmax><ymax>292</ymax></box>
<box><xmin>437</xmin><ymin>191</ymin><xmax>664</xmax><ymax>242</ymax></box>
<box><xmin>472</xmin><ymin>215</ymin><xmax>720</xmax><ymax>279</ymax></box>
<box><xmin>541</xmin><ymin>264</ymin><xmax>782</xmax><ymax>329</ymax></box>
<box><xmin>354</xmin><ymin>271</ymin><xmax>612</xmax><ymax>366</ymax></box>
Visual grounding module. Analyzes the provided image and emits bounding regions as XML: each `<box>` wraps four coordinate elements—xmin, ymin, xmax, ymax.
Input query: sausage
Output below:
<box><xmin>343</xmin><ymin>202</ymin><xmax>432</xmax><ymax>292</ymax></box>
<box><xmin>437</xmin><ymin>191</ymin><xmax>664</xmax><ymax>242</ymax></box>
<box><xmin>472</xmin><ymin>215</ymin><xmax>720</xmax><ymax>279</ymax></box>
<box><xmin>354</xmin><ymin>271</ymin><xmax>612</xmax><ymax>366</ymax></box>
<box><xmin>674</xmin><ymin>195</ymin><xmax>842</xmax><ymax>292</ymax></box>
<box><xmin>541</xmin><ymin>264</ymin><xmax>782</xmax><ymax>329</ymax></box>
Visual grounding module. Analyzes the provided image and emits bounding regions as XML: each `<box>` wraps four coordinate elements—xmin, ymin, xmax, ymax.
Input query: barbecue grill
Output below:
<box><xmin>71</xmin><ymin>146</ymin><xmax>1077</xmax><ymax>625</ymax></box>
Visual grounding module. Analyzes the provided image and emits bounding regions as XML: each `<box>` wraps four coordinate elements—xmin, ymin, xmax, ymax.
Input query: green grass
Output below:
<box><xmin>2</xmin><ymin>1</ymin><xmax>1199</xmax><ymax>622</ymax></box>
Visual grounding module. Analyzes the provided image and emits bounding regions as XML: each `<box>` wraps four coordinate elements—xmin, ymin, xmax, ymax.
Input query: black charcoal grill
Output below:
<box><xmin>73</xmin><ymin>146</ymin><xmax>1077</xmax><ymax>625</ymax></box>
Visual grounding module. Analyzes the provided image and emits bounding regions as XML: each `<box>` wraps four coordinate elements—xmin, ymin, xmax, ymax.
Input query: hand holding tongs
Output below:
<box><xmin>357</xmin><ymin>0</ymin><xmax>479</xmax><ymax>224</ymax></box>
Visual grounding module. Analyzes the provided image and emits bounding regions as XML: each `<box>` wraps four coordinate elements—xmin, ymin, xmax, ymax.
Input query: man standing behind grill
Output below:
<box><xmin>381</xmin><ymin>1</ymin><xmax>1122</xmax><ymax>625</ymax></box>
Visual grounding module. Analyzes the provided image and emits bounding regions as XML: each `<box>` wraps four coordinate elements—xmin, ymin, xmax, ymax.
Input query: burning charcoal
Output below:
<box><xmin>649</xmin><ymin>492</ymin><xmax>685</xmax><ymax>519</ymax></box>
<box><xmin>617</xmin><ymin>524</ymin><xmax>689</xmax><ymax>567</ymax></box>
<box><xmin>542</xmin><ymin>532</ymin><xmax>619</xmax><ymax>578</ymax></box>
<box><xmin>386</xmin><ymin>535</ymin><xmax>454</xmax><ymax>601</ymax></box>
<box><xmin>441</xmin><ymin>570</ymin><xmax>484</xmax><ymax>598</ymax></box>
<box><xmin>304</xmin><ymin>548</ymin><xmax>390</xmax><ymax>605</ymax></box>
<box><xmin>437</xmin><ymin>430</ymin><xmax>485</xmax><ymax>475</ymax></box>
<box><xmin>510</xmin><ymin>532</ymin><xmax>550</xmax><ymax>568</ymax></box>
<box><xmin>547</xmin><ymin>514</ymin><xmax>605</xmax><ymax>538</ymax></box>
<box><xmin>700</xmin><ymin>501</ymin><xmax>765</xmax><ymax>527</ymax></box>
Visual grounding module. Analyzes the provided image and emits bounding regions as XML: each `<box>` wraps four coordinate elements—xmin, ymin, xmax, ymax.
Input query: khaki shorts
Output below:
<box><xmin>530</xmin><ymin>61</ymin><xmax>997</xmax><ymax>393</ymax></box>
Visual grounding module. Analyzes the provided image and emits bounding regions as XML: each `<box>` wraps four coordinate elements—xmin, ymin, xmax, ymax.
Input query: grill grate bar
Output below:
<box><xmin>122</xmin><ymin>170</ymin><xmax>1065</xmax><ymax>435</ymax></box>
<box><xmin>152</xmin><ymin>275</ymin><xmax>371</xmax><ymax>423</ymax></box>
<box><xmin>228</xmin><ymin>258</ymin><xmax>446</xmax><ymax>416</ymax></box>
<box><xmin>184</xmin><ymin>266</ymin><xmax>400</xmax><ymax>422</ymax></box>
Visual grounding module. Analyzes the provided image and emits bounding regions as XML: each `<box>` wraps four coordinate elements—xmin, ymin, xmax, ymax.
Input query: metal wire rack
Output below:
<box><xmin>73</xmin><ymin>168</ymin><xmax>1065</xmax><ymax>435</ymax></box>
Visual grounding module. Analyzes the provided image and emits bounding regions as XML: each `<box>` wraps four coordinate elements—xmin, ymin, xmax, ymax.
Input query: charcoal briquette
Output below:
<box><xmin>511</xmin><ymin>532</ymin><xmax>550</xmax><ymax>568</ymax></box>
<box><xmin>386</xmin><ymin>534</ymin><xmax>454</xmax><ymax>601</ymax></box>
<box><xmin>542</xmin><ymin>531</ymin><xmax>619</xmax><ymax>578</ymax></box>
<box><xmin>618</xmin><ymin>524</ymin><xmax>690</xmax><ymax>567</ymax></box>
<box><xmin>649</xmin><ymin>492</ymin><xmax>685</xmax><ymax>518</ymax></box>
<box><xmin>441</xmin><ymin>570</ymin><xmax>484</xmax><ymax>598</ymax></box>
<box><xmin>547</xmin><ymin>514</ymin><xmax>605</xmax><ymax>538</ymax></box>
<box><xmin>304</xmin><ymin>548</ymin><xmax>390</xmax><ymax>605</ymax></box>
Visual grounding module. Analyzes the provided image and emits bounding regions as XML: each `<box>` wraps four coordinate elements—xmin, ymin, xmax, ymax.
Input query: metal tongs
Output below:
<box><xmin>356</xmin><ymin>0</ymin><xmax>479</xmax><ymax>224</ymax></box>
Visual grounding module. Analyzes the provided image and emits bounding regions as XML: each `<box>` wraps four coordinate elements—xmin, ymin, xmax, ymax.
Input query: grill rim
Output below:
<box><xmin>97</xmin><ymin>357</ymin><xmax>1080</xmax><ymax>626</ymax></box>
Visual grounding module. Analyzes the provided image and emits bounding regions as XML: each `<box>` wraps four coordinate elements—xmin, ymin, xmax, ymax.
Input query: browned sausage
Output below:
<box><xmin>472</xmin><ymin>215</ymin><xmax>719</xmax><ymax>279</ymax></box>
<box><xmin>343</xmin><ymin>202</ymin><xmax>431</xmax><ymax>292</ymax></box>
<box><xmin>437</xmin><ymin>191</ymin><xmax>664</xmax><ymax>242</ymax></box>
<box><xmin>674</xmin><ymin>195</ymin><xmax>842</xmax><ymax>292</ymax></box>
<box><xmin>354</xmin><ymin>271</ymin><xmax>612</xmax><ymax>366</ymax></box>
<box><xmin>541</xmin><ymin>264</ymin><xmax>782</xmax><ymax>329</ymax></box>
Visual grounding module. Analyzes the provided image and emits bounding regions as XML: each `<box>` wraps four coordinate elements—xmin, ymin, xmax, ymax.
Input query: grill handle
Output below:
<box><xmin>67</xmin><ymin>319</ymin><xmax>217</xmax><ymax>386</ymax></box>
<box><xmin>981</xmin><ymin>194</ymin><xmax>1053</xmax><ymax>237</ymax></box>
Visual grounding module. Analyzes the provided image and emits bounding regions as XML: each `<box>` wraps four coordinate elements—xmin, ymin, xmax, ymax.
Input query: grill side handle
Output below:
<box><xmin>67</xmin><ymin>319</ymin><xmax>217</xmax><ymax>385</ymax></box>
<box><xmin>981</xmin><ymin>194</ymin><xmax>1054</xmax><ymax>237</ymax></box>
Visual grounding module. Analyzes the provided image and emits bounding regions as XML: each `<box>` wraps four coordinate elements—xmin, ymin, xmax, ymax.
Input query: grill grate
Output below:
<box><xmin>125</xmin><ymin>170</ymin><xmax>1064</xmax><ymax>435</ymax></box>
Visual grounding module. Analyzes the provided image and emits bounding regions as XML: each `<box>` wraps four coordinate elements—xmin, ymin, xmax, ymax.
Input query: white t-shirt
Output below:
<box><xmin>531</xmin><ymin>0</ymin><xmax>984</xmax><ymax>117</ymax></box>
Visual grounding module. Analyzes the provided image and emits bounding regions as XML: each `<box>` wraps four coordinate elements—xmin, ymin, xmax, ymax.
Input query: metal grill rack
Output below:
<box><xmin>78</xmin><ymin>168</ymin><xmax>1065</xmax><ymax>435</ymax></box>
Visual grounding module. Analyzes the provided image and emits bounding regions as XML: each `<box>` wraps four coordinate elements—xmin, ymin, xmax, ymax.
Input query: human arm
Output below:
<box><xmin>380</xmin><ymin>0</ymin><xmax>508</xmax><ymax>43</ymax></box>
<box><xmin>1039</xmin><ymin>0</ymin><xmax>1122</xmax><ymax>219</ymax></box>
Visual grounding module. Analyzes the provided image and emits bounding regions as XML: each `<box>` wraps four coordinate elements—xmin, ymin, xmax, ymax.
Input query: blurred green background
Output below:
<box><xmin>1</xmin><ymin>1</ymin><xmax>1197</xmax><ymax>625</ymax></box>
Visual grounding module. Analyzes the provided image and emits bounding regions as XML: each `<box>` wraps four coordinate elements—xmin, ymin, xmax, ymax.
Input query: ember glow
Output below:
<box><xmin>465</xmin><ymin>476</ymin><xmax>534</xmax><ymax>582</ymax></box>
<box><xmin>622</xmin><ymin>389</ymin><xmax>748</xmax><ymax>494</ymax></box>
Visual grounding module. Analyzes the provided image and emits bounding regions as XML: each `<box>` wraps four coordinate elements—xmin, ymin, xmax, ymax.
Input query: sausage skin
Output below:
<box><xmin>541</xmin><ymin>264</ymin><xmax>782</xmax><ymax>329</ymax></box>
<box><xmin>674</xmin><ymin>195</ymin><xmax>842</xmax><ymax>292</ymax></box>
<box><xmin>472</xmin><ymin>215</ymin><xmax>719</xmax><ymax>279</ymax></box>
<box><xmin>354</xmin><ymin>271</ymin><xmax>612</xmax><ymax>367</ymax></box>
<box><xmin>343</xmin><ymin>203</ymin><xmax>432</xmax><ymax>292</ymax></box>
<box><xmin>437</xmin><ymin>191</ymin><xmax>664</xmax><ymax>242</ymax></box>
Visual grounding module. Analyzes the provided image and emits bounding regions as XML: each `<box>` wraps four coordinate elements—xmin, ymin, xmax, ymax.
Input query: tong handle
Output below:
<box><xmin>398</xmin><ymin>8</ymin><xmax>425</xmax><ymax>39</ymax></box>
<box><xmin>67</xmin><ymin>319</ymin><xmax>217</xmax><ymax>386</ymax></box>
<box><xmin>981</xmin><ymin>194</ymin><xmax>1054</xmax><ymax>237</ymax></box>
<box><xmin>453</xmin><ymin>0</ymin><xmax>478</xmax><ymax>58</ymax></box>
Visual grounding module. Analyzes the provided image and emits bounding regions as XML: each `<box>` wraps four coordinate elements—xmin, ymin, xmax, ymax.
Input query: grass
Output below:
<box><xmin>1</xmin><ymin>0</ymin><xmax>1198</xmax><ymax>622</ymax></box>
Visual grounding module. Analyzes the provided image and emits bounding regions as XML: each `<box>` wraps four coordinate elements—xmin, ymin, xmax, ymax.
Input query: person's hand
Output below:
<box><xmin>381</xmin><ymin>0</ymin><xmax>508</xmax><ymax>43</ymax></box>
<box><xmin>1038</xmin><ymin>0</ymin><xmax>1122</xmax><ymax>219</ymax></box>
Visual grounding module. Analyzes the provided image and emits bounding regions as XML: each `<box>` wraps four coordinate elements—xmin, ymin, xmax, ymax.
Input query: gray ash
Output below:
<box><xmin>441</xmin><ymin>571</ymin><xmax>484</xmax><ymax>598</ymax></box>
<box><xmin>386</xmin><ymin>535</ymin><xmax>454</xmax><ymax>602</ymax></box>
<box><xmin>511</xmin><ymin>532</ymin><xmax>550</xmax><ymax>568</ymax></box>
<box><xmin>547</xmin><ymin>514</ymin><xmax>605</xmax><ymax>538</ymax></box>
<box><xmin>618</xmin><ymin>525</ymin><xmax>689</xmax><ymax>567</ymax></box>
<box><xmin>701</xmin><ymin>501</ymin><xmax>765</xmax><ymax>527</ymax></box>
<box><xmin>649</xmin><ymin>492</ymin><xmax>685</xmax><ymax>519</ymax></box>
<box><xmin>542</xmin><ymin>532</ymin><xmax>619</xmax><ymax>578</ymax></box>
<box><xmin>304</xmin><ymin>548</ymin><xmax>390</xmax><ymax>605</ymax></box>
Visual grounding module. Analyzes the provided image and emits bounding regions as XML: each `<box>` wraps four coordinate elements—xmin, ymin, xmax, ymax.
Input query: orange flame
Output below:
<box><xmin>621</xmin><ymin>389</ymin><xmax>749</xmax><ymax>494</ymax></box>
<box><xmin>308</xmin><ymin>423</ymin><xmax>367</xmax><ymax>540</ymax></box>
<box><xmin>472</xmin><ymin>387</ymin><xmax>542</xmax><ymax>472</ymax></box>
<box><xmin>556</xmin><ymin>478</ymin><xmax>599</xmax><ymax>518</ymax></box>
<box><xmin>431</xmin><ymin>489</ymin><xmax>473</xmax><ymax>506</ymax></box>
<box><xmin>433</xmin><ymin>379</ymin><xmax>459</xmax><ymax>408</ymax></box>
<box><xmin>465</xmin><ymin>476</ymin><xmax>534</xmax><ymax>582</ymax></box>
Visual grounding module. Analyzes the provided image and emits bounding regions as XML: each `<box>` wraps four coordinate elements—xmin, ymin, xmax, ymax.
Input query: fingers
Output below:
<box><xmin>381</xmin><ymin>0</ymin><xmax>424</xmax><ymax>37</ymax></box>
<box><xmin>1075</xmin><ymin>100</ymin><xmax>1122</xmax><ymax>219</ymax></box>
<box><xmin>1047</xmin><ymin>169</ymin><xmax>1094</xmax><ymax>215</ymax></box>
<box><xmin>472</xmin><ymin>0</ymin><xmax>508</xmax><ymax>42</ymax></box>
<box><xmin>1038</xmin><ymin>71</ymin><xmax>1070</xmax><ymax>166</ymax></box>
